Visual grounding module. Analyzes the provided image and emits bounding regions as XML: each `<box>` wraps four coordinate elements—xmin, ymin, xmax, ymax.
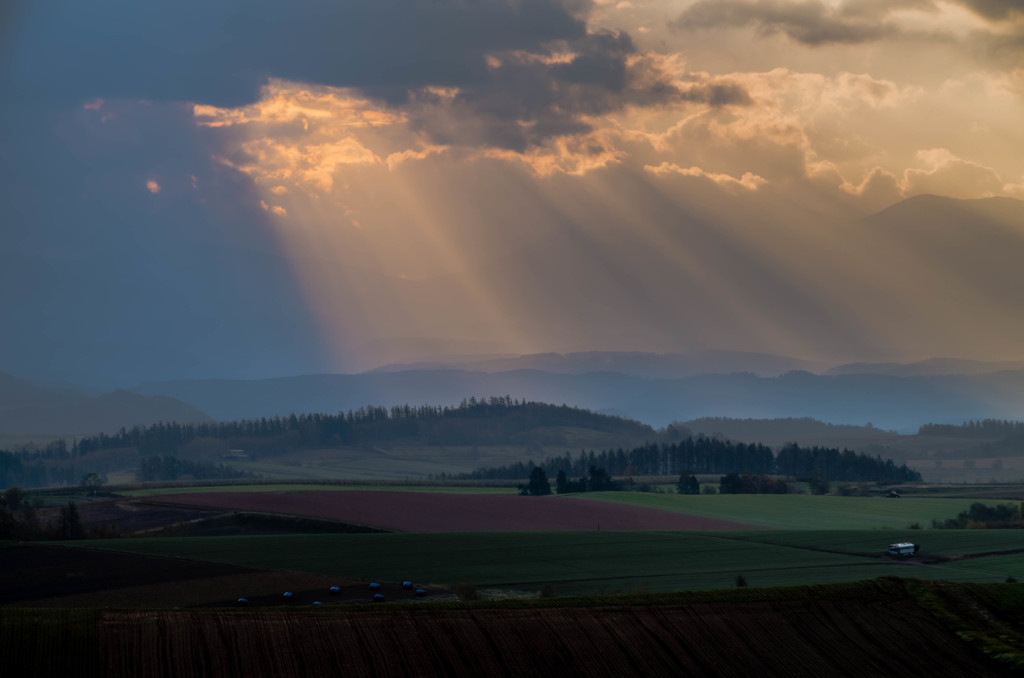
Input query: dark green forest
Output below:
<box><xmin>461</xmin><ymin>440</ymin><xmax>921</xmax><ymax>484</ymax></box>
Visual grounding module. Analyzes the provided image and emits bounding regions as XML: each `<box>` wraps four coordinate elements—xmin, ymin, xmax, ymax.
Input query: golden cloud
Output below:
<box><xmin>481</xmin><ymin>129</ymin><xmax>625</xmax><ymax>176</ymax></box>
<box><xmin>644</xmin><ymin>162</ymin><xmax>768</xmax><ymax>190</ymax></box>
<box><xmin>193</xmin><ymin>80</ymin><xmax>405</xmax><ymax>129</ymax></box>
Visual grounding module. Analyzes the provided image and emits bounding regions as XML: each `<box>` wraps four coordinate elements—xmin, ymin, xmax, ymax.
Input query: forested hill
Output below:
<box><xmin>64</xmin><ymin>399</ymin><xmax>658</xmax><ymax>458</ymax></box>
<box><xmin>682</xmin><ymin>417</ymin><xmax>896</xmax><ymax>445</ymax></box>
<box><xmin>918</xmin><ymin>419</ymin><xmax>1024</xmax><ymax>439</ymax></box>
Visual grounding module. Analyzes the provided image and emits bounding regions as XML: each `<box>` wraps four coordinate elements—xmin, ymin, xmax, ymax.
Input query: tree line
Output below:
<box><xmin>0</xmin><ymin>487</ymin><xmax>88</xmax><ymax>541</ymax></box>
<box><xmin>932</xmin><ymin>502</ymin><xmax>1024</xmax><ymax>529</ymax></box>
<box><xmin>65</xmin><ymin>399</ymin><xmax>652</xmax><ymax>457</ymax></box>
<box><xmin>918</xmin><ymin>419</ymin><xmax>1024</xmax><ymax>439</ymax></box>
<box><xmin>0</xmin><ymin>449</ymin><xmax>80</xmax><ymax>489</ymax></box>
<box><xmin>462</xmin><ymin>440</ymin><xmax>921</xmax><ymax>483</ymax></box>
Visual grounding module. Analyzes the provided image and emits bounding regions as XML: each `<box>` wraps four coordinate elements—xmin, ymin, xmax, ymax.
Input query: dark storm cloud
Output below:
<box><xmin>674</xmin><ymin>0</ymin><xmax>1024</xmax><ymax>48</ymax></box>
<box><xmin>1</xmin><ymin>0</ymin><xmax>715</xmax><ymax>149</ymax></box>
<box><xmin>1</xmin><ymin>0</ymin><xmax>593</xmax><ymax>109</ymax></box>
<box><xmin>410</xmin><ymin>29</ymin><xmax>751</xmax><ymax>151</ymax></box>
<box><xmin>674</xmin><ymin>0</ymin><xmax>898</xmax><ymax>46</ymax></box>
<box><xmin>956</xmin><ymin>0</ymin><xmax>1024</xmax><ymax>21</ymax></box>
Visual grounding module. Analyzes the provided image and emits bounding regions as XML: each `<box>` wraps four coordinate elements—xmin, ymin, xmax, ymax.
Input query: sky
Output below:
<box><xmin>3</xmin><ymin>0</ymin><xmax>1024</xmax><ymax>388</ymax></box>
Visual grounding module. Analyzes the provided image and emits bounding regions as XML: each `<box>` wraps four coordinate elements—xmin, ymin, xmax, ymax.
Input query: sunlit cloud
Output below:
<box><xmin>644</xmin><ymin>162</ymin><xmax>768</xmax><ymax>190</ymax></box>
<box><xmin>385</xmin><ymin>145</ymin><xmax>448</xmax><ymax>170</ymax></box>
<box><xmin>145</xmin><ymin>179</ymin><xmax>161</xmax><ymax>194</ymax></box>
<box><xmin>259</xmin><ymin>200</ymin><xmax>288</xmax><ymax>217</ymax></box>
<box><xmin>193</xmin><ymin>81</ymin><xmax>405</xmax><ymax>130</ymax></box>
<box><xmin>673</xmin><ymin>0</ymin><xmax>1011</xmax><ymax>46</ymax></box>
<box><xmin>481</xmin><ymin>129</ymin><xmax>626</xmax><ymax>176</ymax></box>
<box><xmin>843</xmin><ymin>149</ymin><xmax>1015</xmax><ymax>200</ymax></box>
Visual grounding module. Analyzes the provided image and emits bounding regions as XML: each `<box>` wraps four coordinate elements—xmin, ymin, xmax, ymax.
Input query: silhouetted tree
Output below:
<box><xmin>3</xmin><ymin>487</ymin><xmax>27</xmax><ymax>512</ymax></box>
<box><xmin>57</xmin><ymin>501</ymin><xmax>84</xmax><ymax>540</ymax></box>
<box><xmin>676</xmin><ymin>473</ymin><xmax>700</xmax><ymax>495</ymax></box>
<box><xmin>587</xmin><ymin>466</ymin><xmax>617</xmax><ymax>491</ymax></box>
<box><xmin>719</xmin><ymin>473</ymin><xmax>746</xmax><ymax>494</ymax></box>
<box><xmin>520</xmin><ymin>467</ymin><xmax>552</xmax><ymax>496</ymax></box>
<box><xmin>809</xmin><ymin>469</ymin><xmax>830</xmax><ymax>495</ymax></box>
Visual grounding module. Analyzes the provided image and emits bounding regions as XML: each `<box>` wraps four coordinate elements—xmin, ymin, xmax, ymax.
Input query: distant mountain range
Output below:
<box><xmin>369</xmin><ymin>350</ymin><xmax>828</xmax><ymax>379</ymax></box>
<box><xmin>0</xmin><ymin>372</ymin><xmax>210</xmax><ymax>436</ymax></box>
<box><xmin>373</xmin><ymin>351</ymin><xmax>1024</xmax><ymax>380</ymax></box>
<box><xmin>826</xmin><ymin>358</ymin><xmax>1024</xmax><ymax>377</ymax></box>
<box><xmin>132</xmin><ymin>366</ymin><xmax>1024</xmax><ymax>433</ymax></box>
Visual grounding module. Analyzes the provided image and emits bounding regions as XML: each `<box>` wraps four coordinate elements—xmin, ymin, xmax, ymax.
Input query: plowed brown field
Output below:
<box><xmin>73</xmin><ymin>594</ymin><xmax>1013</xmax><ymax>677</ymax></box>
<box><xmin>148</xmin><ymin>490</ymin><xmax>764</xmax><ymax>532</ymax></box>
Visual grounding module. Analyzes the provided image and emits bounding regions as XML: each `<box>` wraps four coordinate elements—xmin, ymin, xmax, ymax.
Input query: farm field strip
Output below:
<box><xmin>221</xmin><ymin>443</ymin><xmax>585</xmax><ymax>481</ymax></box>
<box><xmin>142</xmin><ymin>490</ymin><xmax>761</xmax><ymax>532</ymax></box>
<box><xmin>722</xmin><ymin>529</ymin><xmax>1024</xmax><ymax>557</ymax></box>
<box><xmin>120</xmin><ymin>483</ymin><xmax>510</xmax><ymax>498</ymax></box>
<box><xmin>72</xmin><ymin>530</ymin><xmax>983</xmax><ymax>595</ymax></box>
<box><xmin>920</xmin><ymin>553</ymin><xmax>1024</xmax><ymax>580</ymax></box>
<box><xmin>576</xmin><ymin>492</ymin><xmax>997</xmax><ymax>529</ymax></box>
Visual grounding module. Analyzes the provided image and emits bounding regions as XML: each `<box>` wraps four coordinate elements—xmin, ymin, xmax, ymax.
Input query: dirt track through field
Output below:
<box><xmin>149</xmin><ymin>491</ymin><xmax>765</xmax><ymax>532</ymax></box>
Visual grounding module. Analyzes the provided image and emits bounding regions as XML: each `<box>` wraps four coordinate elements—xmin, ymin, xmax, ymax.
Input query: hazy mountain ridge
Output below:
<box><xmin>826</xmin><ymin>358</ymin><xmax>1024</xmax><ymax>377</ymax></box>
<box><xmin>0</xmin><ymin>371</ymin><xmax>211</xmax><ymax>435</ymax></box>
<box><xmin>134</xmin><ymin>367</ymin><xmax>1024</xmax><ymax>433</ymax></box>
<box><xmin>368</xmin><ymin>350</ymin><xmax>829</xmax><ymax>379</ymax></box>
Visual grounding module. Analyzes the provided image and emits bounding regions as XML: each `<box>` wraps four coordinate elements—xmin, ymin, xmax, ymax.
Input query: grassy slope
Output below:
<box><xmin>575</xmin><ymin>492</ymin><xmax>991</xmax><ymax>529</ymax></box>
<box><xmin>71</xmin><ymin>528</ymin><xmax>1024</xmax><ymax>596</ymax></box>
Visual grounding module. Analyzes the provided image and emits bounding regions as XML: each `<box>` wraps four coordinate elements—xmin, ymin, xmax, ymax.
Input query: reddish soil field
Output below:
<box><xmin>148</xmin><ymin>491</ymin><xmax>765</xmax><ymax>532</ymax></box>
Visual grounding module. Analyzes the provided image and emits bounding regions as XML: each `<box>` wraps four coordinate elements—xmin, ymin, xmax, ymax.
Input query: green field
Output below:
<box><xmin>576</xmin><ymin>492</ymin><xmax>993</xmax><ymax>529</ymax></box>
<box><xmin>118</xmin><ymin>482</ymin><xmax>513</xmax><ymax>498</ymax></box>
<box><xmin>223</xmin><ymin>441</ymin><xmax>612</xmax><ymax>481</ymax></box>
<box><xmin>733</xmin><ymin>529</ymin><xmax>1024</xmax><ymax>556</ymax></box>
<box><xmin>72</xmin><ymin>528</ymin><xmax>1024</xmax><ymax>596</ymax></box>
